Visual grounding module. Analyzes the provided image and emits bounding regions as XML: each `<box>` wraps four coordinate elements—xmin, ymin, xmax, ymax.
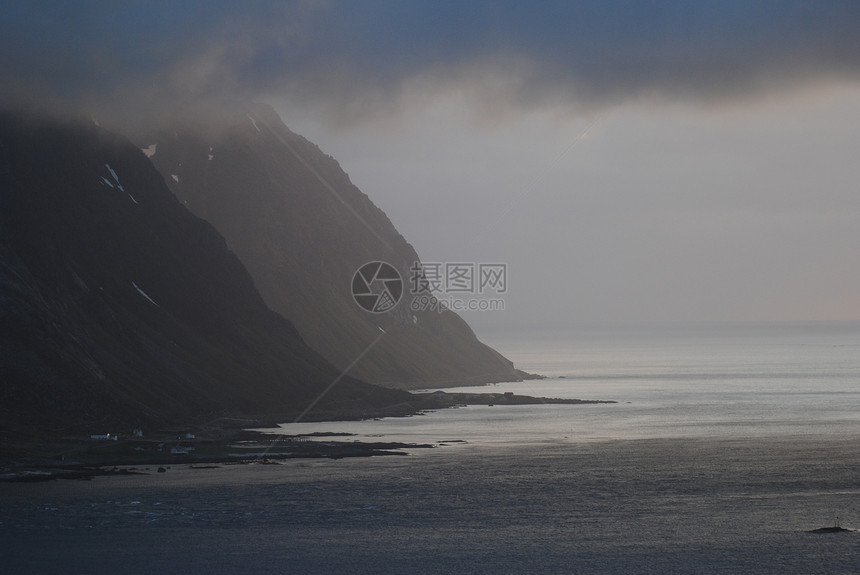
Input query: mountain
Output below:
<box><xmin>0</xmin><ymin>110</ymin><xmax>413</xmax><ymax>435</ymax></box>
<box><xmin>140</xmin><ymin>104</ymin><xmax>529</xmax><ymax>389</ymax></box>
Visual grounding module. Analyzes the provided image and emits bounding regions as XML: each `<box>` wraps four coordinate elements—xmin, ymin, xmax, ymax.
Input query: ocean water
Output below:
<box><xmin>277</xmin><ymin>322</ymin><xmax>860</xmax><ymax>444</ymax></box>
<box><xmin>3</xmin><ymin>322</ymin><xmax>860</xmax><ymax>574</ymax></box>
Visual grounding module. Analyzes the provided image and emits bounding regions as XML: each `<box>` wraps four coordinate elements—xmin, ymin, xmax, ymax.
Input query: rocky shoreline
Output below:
<box><xmin>0</xmin><ymin>429</ymin><xmax>435</xmax><ymax>482</ymax></box>
<box><xmin>1</xmin><ymin>392</ymin><xmax>616</xmax><ymax>481</ymax></box>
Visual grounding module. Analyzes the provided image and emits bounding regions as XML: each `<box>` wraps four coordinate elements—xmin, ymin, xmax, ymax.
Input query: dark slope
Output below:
<box><xmin>0</xmin><ymin>111</ymin><xmax>411</xmax><ymax>435</ymax></box>
<box><xmin>142</xmin><ymin>104</ymin><xmax>529</xmax><ymax>389</ymax></box>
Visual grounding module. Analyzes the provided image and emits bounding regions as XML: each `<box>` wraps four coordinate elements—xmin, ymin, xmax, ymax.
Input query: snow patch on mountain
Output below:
<box><xmin>100</xmin><ymin>164</ymin><xmax>139</xmax><ymax>204</ymax></box>
<box><xmin>132</xmin><ymin>281</ymin><xmax>158</xmax><ymax>306</ymax></box>
<box><xmin>104</xmin><ymin>164</ymin><xmax>125</xmax><ymax>191</ymax></box>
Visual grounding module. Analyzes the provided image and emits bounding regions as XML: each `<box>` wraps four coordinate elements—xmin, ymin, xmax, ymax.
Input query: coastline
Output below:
<box><xmin>0</xmin><ymin>390</ymin><xmax>614</xmax><ymax>481</ymax></box>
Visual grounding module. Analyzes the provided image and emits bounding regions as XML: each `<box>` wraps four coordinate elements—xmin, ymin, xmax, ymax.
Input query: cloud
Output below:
<box><xmin>2</xmin><ymin>1</ymin><xmax>860</xmax><ymax>125</ymax></box>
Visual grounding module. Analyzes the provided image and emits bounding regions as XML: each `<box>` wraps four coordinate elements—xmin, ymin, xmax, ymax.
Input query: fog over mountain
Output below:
<box><xmin>137</xmin><ymin>103</ymin><xmax>527</xmax><ymax>388</ymax></box>
<box><xmin>0</xmin><ymin>110</ymin><xmax>413</xmax><ymax>433</ymax></box>
<box><xmin>3</xmin><ymin>3</ymin><xmax>860</xmax><ymax>330</ymax></box>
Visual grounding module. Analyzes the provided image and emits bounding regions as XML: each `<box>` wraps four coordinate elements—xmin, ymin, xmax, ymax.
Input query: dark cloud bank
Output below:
<box><xmin>3</xmin><ymin>1</ymin><xmax>860</xmax><ymax>126</ymax></box>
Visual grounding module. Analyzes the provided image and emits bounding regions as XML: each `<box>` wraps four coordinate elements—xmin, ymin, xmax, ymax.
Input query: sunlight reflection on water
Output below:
<box><xmin>270</xmin><ymin>324</ymin><xmax>860</xmax><ymax>446</ymax></box>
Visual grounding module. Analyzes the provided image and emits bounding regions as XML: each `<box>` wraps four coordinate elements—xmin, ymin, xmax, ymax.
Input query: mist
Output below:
<box><xmin>4</xmin><ymin>1</ymin><xmax>860</xmax><ymax>330</ymax></box>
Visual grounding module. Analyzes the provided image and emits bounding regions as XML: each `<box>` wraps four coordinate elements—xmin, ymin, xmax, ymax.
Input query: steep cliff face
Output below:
<box><xmin>0</xmin><ymin>110</ymin><xmax>411</xmax><ymax>434</ymax></box>
<box><xmin>142</xmin><ymin>104</ymin><xmax>528</xmax><ymax>389</ymax></box>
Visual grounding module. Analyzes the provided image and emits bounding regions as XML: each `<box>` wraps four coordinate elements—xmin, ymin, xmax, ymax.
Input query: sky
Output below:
<box><xmin>3</xmin><ymin>1</ymin><xmax>860</xmax><ymax>331</ymax></box>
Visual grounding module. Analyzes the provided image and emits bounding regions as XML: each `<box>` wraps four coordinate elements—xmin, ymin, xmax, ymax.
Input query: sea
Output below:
<box><xmin>3</xmin><ymin>321</ymin><xmax>860</xmax><ymax>574</ymax></box>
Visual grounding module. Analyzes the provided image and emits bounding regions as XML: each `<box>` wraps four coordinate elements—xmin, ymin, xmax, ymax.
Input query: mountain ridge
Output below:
<box><xmin>0</xmin><ymin>109</ymin><xmax>413</xmax><ymax>436</ymax></box>
<box><xmin>141</xmin><ymin>103</ymin><xmax>531</xmax><ymax>389</ymax></box>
